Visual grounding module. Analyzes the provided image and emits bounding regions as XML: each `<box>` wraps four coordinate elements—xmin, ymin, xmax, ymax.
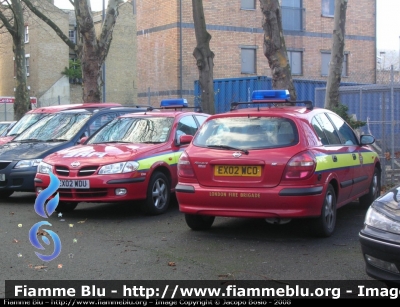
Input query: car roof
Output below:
<box><xmin>28</xmin><ymin>103</ymin><xmax>122</xmax><ymax>114</ymax></box>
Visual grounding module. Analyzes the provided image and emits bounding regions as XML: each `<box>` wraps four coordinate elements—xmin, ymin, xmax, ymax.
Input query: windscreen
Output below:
<box><xmin>13</xmin><ymin>113</ymin><xmax>91</xmax><ymax>141</ymax></box>
<box><xmin>193</xmin><ymin>116</ymin><xmax>298</xmax><ymax>150</ymax></box>
<box><xmin>6</xmin><ymin>113</ymin><xmax>47</xmax><ymax>136</ymax></box>
<box><xmin>88</xmin><ymin>117</ymin><xmax>175</xmax><ymax>144</ymax></box>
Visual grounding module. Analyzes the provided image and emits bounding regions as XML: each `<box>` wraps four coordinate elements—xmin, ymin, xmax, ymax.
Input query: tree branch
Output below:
<box><xmin>21</xmin><ymin>0</ymin><xmax>78</xmax><ymax>52</ymax></box>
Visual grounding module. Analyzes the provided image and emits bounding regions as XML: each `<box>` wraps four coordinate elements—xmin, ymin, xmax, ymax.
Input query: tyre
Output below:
<box><xmin>55</xmin><ymin>202</ymin><xmax>78</xmax><ymax>212</ymax></box>
<box><xmin>312</xmin><ymin>184</ymin><xmax>336</xmax><ymax>238</ymax></box>
<box><xmin>0</xmin><ymin>190</ymin><xmax>13</xmax><ymax>198</ymax></box>
<box><xmin>185</xmin><ymin>214</ymin><xmax>215</xmax><ymax>230</ymax></box>
<box><xmin>141</xmin><ymin>171</ymin><xmax>170</xmax><ymax>215</ymax></box>
<box><xmin>359</xmin><ymin>167</ymin><xmax>381</xmax><ymax>208</ymax></box>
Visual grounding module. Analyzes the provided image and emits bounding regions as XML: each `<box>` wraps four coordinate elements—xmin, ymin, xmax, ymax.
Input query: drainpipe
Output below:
<box><xmin>179</xmin><ymin>0</ymin><xmax>183</xmax><ymax>98</ymax></box>
<box><xmin>102</xmin><ymin>0</ymin><xmax>106</xmax><ymax>102</ymax></box>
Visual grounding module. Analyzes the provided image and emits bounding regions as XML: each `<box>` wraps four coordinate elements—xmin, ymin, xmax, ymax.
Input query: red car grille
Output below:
<box><xmin>55</xmin><ymin>166</ymin><xmax>99</xmax><ymax>177</ymax></box>
<box><xmin>58</xmin><ymin>188</ymin><xmax>107</xmax><ymax>198</ymax></box>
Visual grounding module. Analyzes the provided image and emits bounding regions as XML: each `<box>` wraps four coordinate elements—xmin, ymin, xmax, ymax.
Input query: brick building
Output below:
<box><xmin>136</xmin><ymin>0</ymin><xmax>377</xmax><ymax>106</ymax></box>
<box><xmin>0</xmin><ymin>0</ymin><xmax>70</xmax><ymax>112</ymax></box>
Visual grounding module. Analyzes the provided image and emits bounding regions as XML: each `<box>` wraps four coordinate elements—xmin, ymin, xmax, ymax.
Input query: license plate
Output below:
<box><xmin>59</xmin><ymin>180</ymin><xmax>90</xmax><ymax>189</ymax></box>
<box><xmin>0</xmin><ymin>174</ymin><xmax>4</xmax><ymax>181</ymax></box>
<box><xmin>214</xmin><ymin>165</ymin><xmax>261</xmax><ymax>177</ymax></box>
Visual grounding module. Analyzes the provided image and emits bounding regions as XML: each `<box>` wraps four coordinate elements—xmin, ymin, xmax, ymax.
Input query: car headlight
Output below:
<box><xmin>365</xmin><ymin>205</ymin><xmax>400</xmax><ymax>235</ymax></box>
<box><xmin>37</xmin><ymin>161</ymin><xmax>53</xmax><ymax>174</ymax></box>
<box><xmin>98</xmin><ymin>161</ymin><xmax>139</xmax><ymax>174</ymax></box>
<box><xmin>14</xmin><ymin>159</ymin><xmax>42</xmax><ymax>169</ymax></box>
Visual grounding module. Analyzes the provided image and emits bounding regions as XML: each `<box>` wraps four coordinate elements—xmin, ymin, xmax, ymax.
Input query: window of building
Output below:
<box><xmin>321</xmin><ymin>52</ymin><xmax>348</xmax><ymax>77</ymax></box>
<box><xmin>24</xmin><ymin>26</ymin><xmax>29</xmax><ymax>43</ymax></box>
<box><xmin>69</xmin><ymin>30</ymin><xmax>76</xmax><ymax>43</ymax></box>
<box><xmin>322</xmin><ymin>0</ymin><xmax>334</xmax><ymax>17</ymax></box>
<box><xmin>282</xmin><ymin>0</ymin><xmax>303</xmax><ymax>31</ymax></box>
<box><xmin>25</xmin><ymin>54</ymin><xmax>30</xmax><ymax>77</ymax></box>
<box><xmin>241</xmin><ymin>0</ymin><xmax>255</xmax><ymax>10</ymax></box>
<box><xmin>241</xmin><ymin>47</ymin><xmax>256</xmax><ymax>74</ymax></box>
<box><xmin>287</xmin><ymin>50</ymin><xmax>302</xmax><ymax>75</ymax></box>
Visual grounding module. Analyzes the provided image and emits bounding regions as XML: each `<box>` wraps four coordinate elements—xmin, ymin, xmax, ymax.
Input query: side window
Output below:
<box><xmin>313</xmin><ymin>114</ymin><xmax>341</xmax><ymax>145</ymax></box>
<box><xmin>177</xmin><ymin>116</ymin><xmax>198</xmax><ymax>137</ymax></box>
<box><xmin>89</xmin><ymin>113</ymin><xmax>118</xmax><ymax>135</ymax></box>
<box><xmin>312</xmin><ymin>117</ymin><xmax>329</xmax><ymax>145</ymax></box>
<box><xmin>195</xmin><ymin>115</ymin><xmax>208</xmax><ymax>128</ymax></box>
<box><xmin>327</xmin><ymin>113</ymin><xmax>358</xmax><ymax>145</ymax></box>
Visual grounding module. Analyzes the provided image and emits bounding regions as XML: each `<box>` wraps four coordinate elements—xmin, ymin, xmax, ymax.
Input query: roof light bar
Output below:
<box><xmin>160</xmin><ymin>98</ymin><xmax>188</xmax><ymax>108</ymax></box>
<box><xmin>251</xmin><ymin>90</ymin><xmax>290</xmax><ymax>101</ymax></box>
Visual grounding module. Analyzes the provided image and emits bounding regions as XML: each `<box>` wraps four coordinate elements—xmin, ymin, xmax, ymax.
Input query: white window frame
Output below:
<box><xmin>241</xmin><ymin>0</ymin><xmax>256</xmax><ymax>10</ymax></box>
<box><xmin>322</xmin><ymin>0</ymin><xmax>334</xmax><ymax>17</ymax></box>
<box><xmin>240</xmin><ymin>46</ymin><xmax>257</xmax><ymax>74</ymax></box>
<box><xmin>25</xmin><ymin>54</ymin><xmax>30</xmax><ymax>77</ymax></box>
<box><xmin>321</xmin><ymin>51</ymin><xmax>348</xmax><ymax>77</ymax></box>
<box><xmin>287</xmin><ymin>50</ymin><xmax>303</xmax><ymax>75</ymax></box>
<box><xmin>24</xmin><ymin>25</ymin><xmax>29</xmax><ymax>43</ymax></box>
<box><xmin>69</xmin><ymin>29</ymin><xmax>76</xmax><ymax>43</ymax></box>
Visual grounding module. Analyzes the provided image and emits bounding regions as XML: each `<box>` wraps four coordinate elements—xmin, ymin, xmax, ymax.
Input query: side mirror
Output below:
<box><xmin>360</xmin><ymin>134</ymin><xmax>375</xmax><ymax>145</ymax></box>
<box><xmin>79</xmin><ymin>136</ymin><xmax>88</xmax><ymax>144</ymax></box>
<box><xmin>175</xmin><ymin>134</ymin><xmax>193</xmax><ymax>146</ymax></box>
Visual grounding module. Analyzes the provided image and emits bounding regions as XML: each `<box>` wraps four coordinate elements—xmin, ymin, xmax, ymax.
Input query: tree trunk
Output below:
<box><xmin>324</xmin><ymin>0</ymin><xmax>347</xmax><ymax>109</ymax></box>
<box><xmin>23</xmin><ymin>0</ymin><xmax>121</xmax><ymax>103</ymax></box>
<box><xmin>192</xmin><ymin>0</ymin><xmax>215</xmax><ymax>114</ymax></box>
<box><xmin>259</xmin><ymin>0</ymin><xmax>296</xmax><ymax>103</ymax></box>
<box><xmin>11</xmin><ymin>0</ymin><xmax>29</xmax><ymax>120</ymax></box>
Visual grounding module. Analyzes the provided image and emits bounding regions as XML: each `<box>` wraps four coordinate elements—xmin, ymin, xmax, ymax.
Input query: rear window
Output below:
<box><xmin>193</xmin><ymin>116</ymin><xmax>298</xmax><ymax>150</ymax></box>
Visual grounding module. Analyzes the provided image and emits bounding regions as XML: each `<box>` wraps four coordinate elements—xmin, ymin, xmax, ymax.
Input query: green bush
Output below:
<box><xmin>61</xmin><ymin>59</ymin><xmax>82</xmax><ymax>80</ymax></box>
<box><xmin>331</xmin><ymin>103</ymin><xmax>366</xmax><ymax>130</ymax></box>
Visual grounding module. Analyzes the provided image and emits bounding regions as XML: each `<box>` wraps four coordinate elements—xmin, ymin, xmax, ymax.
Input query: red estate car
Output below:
<box><xmin>176</xmin><ymin>90</ymin><xmax>381</xmax><ymax>237</ymax></box>
<box><xmin>35</xmin><ymin>99</ymin><xmax>209</xmax><ymax>215</ymax></box>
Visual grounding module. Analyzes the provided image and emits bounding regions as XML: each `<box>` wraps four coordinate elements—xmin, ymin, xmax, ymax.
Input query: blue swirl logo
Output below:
<box><xmin>29</xmin><ymin>172</ymin><xmax>62</xmax><ymax>262</ymax></box>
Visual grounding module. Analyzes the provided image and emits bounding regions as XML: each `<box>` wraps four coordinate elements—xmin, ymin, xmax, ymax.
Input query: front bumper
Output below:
<box><xmin>359</xmin><ymin>226</ymin><xmax>400</xmax><ymax>284</ymax></box>
<box><xmin>35</xmin><ymin>173</ymin><xmax>148</xmax><ymax>203</ymax></box>
<box><xmin>0</xmin><ymin>161</ymin><xmax>37</xmax><ymax>192</ymax></box>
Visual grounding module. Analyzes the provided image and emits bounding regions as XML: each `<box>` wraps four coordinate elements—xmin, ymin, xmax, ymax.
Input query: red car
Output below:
<box><xmin>0</xmin><ymin>103</ymin><xmax>121</xmax><ymax>145</ymax></box>
<box><xmin>35</xmin><ymin>99</ymin><xmax>209</xmax><ymax>215</ymax></box>
<box><xmin>176</xmin><ymin>90</ymin><xmax>381</xmax><ymax>237</ymax></box>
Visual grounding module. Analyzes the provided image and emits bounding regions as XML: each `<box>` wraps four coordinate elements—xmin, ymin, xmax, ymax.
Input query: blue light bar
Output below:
<box><xmin>160</xmin><ymin>98</ymin><xmax>188</xmax><ymax>108</ymax></box>
<box><xmin>251</xmin><ymin>90</ymin><xmax>290</xmax><ymax>101</ymax></box>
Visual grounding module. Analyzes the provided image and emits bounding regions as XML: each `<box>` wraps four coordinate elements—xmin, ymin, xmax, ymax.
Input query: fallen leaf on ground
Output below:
<box><xmin>77</xmin><ymin>219</ymin><xmax>87</xmax><ymax>224</ymax></box>
<box><xmin>12</xmin><ymin>239</ymin><xmax>18</xmax><ymax>243</ymax></box>
<box><xmin>37</xmin><ymin>230</ymin><xmax>48</xmax><ymax>236</ymax></box>
<box><xmin>168</xmin><ymin>262</ymin><xmax>176</xmax><ymax>266</ymax></box>
<box><xmin>34</xmin><ymin>265</ymin><xmax>47</xmax><ymax>270</ymax></box>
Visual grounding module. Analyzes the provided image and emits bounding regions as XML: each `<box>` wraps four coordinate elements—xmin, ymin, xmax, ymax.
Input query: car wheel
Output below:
<box><xmin>185</xmin><ymin>214</ymin><xmax>215</xmax><ymax>230</ymax></box>
<box><xmin>359</xmin><ymin>167</ymin><xmax>380</xmax><ymax>208</ymax></box>
<box><xmin>55</xmin><ymin>202</ymin><xmax>78</xmax><ymax>212</ymax></box>
<box><xmin>141</xmin><ymin>171</ymin><xmax>170</xmax><ymax>215</ymax></box>
<box><xmin>312</xmin><ymin>184</ymin><xmax>336</xmax><ymax>238</ymax></box>
<box><xmin>0</xmin><ymin>190</ymin><xmax>13</xmax><ymax>198</ymax></box>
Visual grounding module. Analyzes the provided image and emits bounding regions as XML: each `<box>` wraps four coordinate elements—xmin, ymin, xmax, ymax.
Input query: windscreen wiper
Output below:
<box><xmin>13</xmin><ymin>138</ymin><xmax>44</xmax><ymax>143</ymax></box>
<box><xmin>206</xmin><ymin>144</ymin><xmax>249</xmax><ymax>155</ymax></box>
<box><xmin>45</xmin><ymin>139</ymin><xmax>68</xmax><ymax>142</ymax></box>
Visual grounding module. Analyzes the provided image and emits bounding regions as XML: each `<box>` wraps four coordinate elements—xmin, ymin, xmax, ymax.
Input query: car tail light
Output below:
<box><xmin>178</xmin><ymin>151</ymin><xmax>195</xmax><ymax>178</ymax></box>
<box><xmin>283</xmin><ymin>151</ymin><xmax>316</xmax><ymax>180</ymax></box>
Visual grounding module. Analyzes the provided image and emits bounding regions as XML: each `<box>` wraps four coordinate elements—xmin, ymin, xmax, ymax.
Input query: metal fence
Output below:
<box><xmin>315</xmin><ymin>83</ymin><xmax>400</xmax><ymax>187</ymax></box>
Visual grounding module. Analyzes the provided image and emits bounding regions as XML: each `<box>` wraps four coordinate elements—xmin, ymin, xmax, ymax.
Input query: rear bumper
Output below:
<box><xmin>176</xmin><ymin>183</ymin><xmax>324</xmax><ymax>218</ymax></box>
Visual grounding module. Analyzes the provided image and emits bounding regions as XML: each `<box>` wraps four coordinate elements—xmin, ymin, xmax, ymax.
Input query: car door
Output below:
<box><xmin>326</xmin><ymin>112</ymin><xmax>369</xmax><ymax>198</ymax></box>
<box><xmin>312</xmin><ymin>113</ymin><xmax>355</xmax><ymax>204</ymax></box>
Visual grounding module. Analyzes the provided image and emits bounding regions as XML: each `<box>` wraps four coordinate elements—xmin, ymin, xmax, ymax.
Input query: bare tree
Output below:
<box><xmin>259</xmin><ymin>0</ymin><xmax>296</xmax><ymax>102</ymax></box>
<box><xmin>324</xmin><ymin>0</ymin><xmax>347</xmax><ymax>109</ymax></box>
<box><xmin>0</xmin><ymin>0</ymin><xmax>29</xmax><ymax>120</ymax></box>
<box><xmin>22</xmin><ymin>0</ymin><xmax>122</xmax><ymax>103</ymax></box>
<box><xmin>192</xmin><ymin>0</ymin><xmax>215</xmax><ymax>114</ymax></box>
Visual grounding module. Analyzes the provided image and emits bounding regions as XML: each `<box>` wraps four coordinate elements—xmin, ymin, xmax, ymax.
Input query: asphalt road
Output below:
<box><xmin>0</xmin><ymin>192</ymin><xmax>380</xmax><ymax>297</ymax></box>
